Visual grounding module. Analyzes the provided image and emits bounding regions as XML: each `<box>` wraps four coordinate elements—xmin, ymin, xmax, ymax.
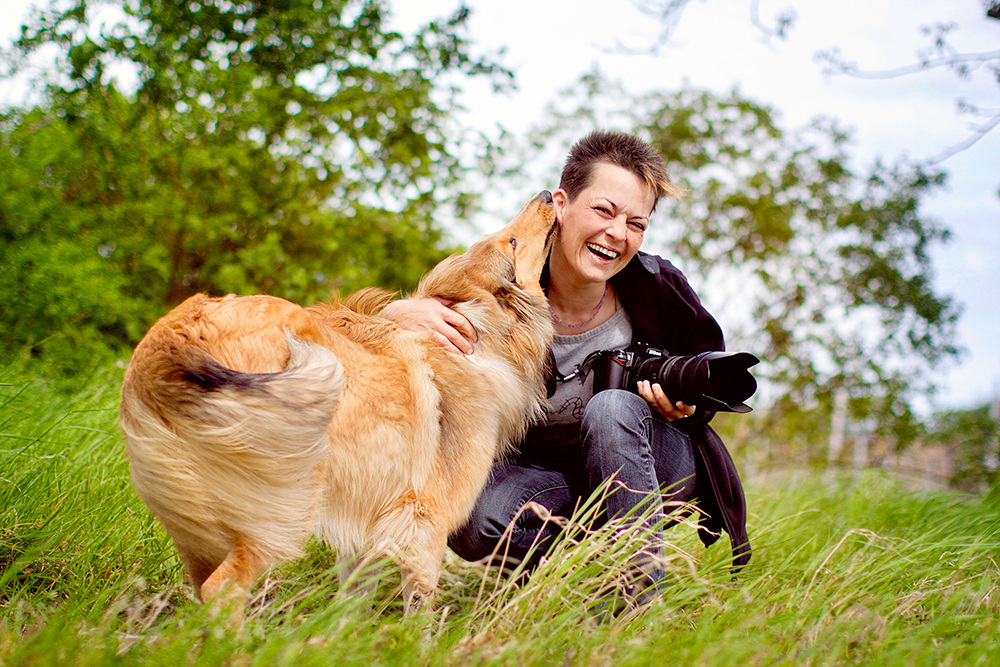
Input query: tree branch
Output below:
<box><xmin>815</xmin><ymin>20</ymin><xmax>1000</xmax><ymax>163</ymax></box>
<box><xmin>619</xmin><ymin>0</ymin><xmax>794</xmax><ymax>54</ymax></box>
<box><xmin>623</xmin><ymin>3</ymin><xmax>1000</xmax><ymax>163</ymax></box>
<box><xmin>749</xmin><ymin>0</ymin><xmax>796</xmax><ymax>42</ymax></box>
<box><xmin>924</xmin><ymin>104</ymin><xmax>1000</xmax><ymax>164</ymax></box>
<box><xmin>816</xmin><ymin>45</ymin><xmax>1000</xmax><ymax>80</ymax></box>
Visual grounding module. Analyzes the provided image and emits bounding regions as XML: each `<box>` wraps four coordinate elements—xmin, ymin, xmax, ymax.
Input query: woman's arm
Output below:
<box><xmin>380</xmin><ymin>297</ymin><xmax>478</xmax><ymax>355</ymax></box>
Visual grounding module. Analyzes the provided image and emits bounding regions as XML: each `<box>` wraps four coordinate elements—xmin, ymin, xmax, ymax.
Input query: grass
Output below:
<box><xmin>2</xmin><ymin>362</ymin><xmax>999</xmax><ymax>665</ymax></box>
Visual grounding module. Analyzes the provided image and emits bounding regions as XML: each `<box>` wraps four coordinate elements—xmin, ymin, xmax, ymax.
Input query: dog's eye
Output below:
<box><xmin>509</xmin><ymin>237</ymin><xmax>517</xmax><ymax>251</ymax></box>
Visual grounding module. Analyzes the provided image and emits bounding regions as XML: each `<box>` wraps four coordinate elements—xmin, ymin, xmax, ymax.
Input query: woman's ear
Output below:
<box><xmin>551</xmin><ymin>188</ymin><xmax>569</xmax><ymax>222</ymax></box>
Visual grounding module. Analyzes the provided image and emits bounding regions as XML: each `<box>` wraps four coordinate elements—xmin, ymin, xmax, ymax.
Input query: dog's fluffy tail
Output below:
<box><xmin>167</xmin><ymin>332</ymin><xmax>343</xmax><ymax>461</ymax></box>
<box><xmin>121</xmin><ymin>332</ymin><xmax>344</xmax><ymax>565</ymax></box>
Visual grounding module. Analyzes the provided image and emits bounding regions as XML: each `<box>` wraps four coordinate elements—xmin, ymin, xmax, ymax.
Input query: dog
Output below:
<box><xmin>119</xmin><ymin>191</ymin><xmax>556</xmax><ymax>621</ymax></box>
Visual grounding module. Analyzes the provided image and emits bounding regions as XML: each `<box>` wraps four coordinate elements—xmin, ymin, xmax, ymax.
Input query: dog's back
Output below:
<box><xmin>121</xmin><ymin>294</ymin><xmax>346</xmax><ymax>580</ymax></box>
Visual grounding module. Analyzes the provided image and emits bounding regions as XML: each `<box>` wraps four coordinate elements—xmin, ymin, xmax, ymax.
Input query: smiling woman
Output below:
<box><xmin>382</xmin><ymin>130</ymin><xmax>752</xmax><ymax>613</ymax></box>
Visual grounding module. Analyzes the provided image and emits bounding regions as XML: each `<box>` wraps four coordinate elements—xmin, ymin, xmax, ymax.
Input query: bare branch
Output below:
<box><xmin>749</xmin><ymin>0</ymin><xmax>796</xmax><ymax>42</ymax></box>
<box><xmin>816</xmin><ymin>46</ymin><xmax>1000</xmax><ymax>80</ymax></box>
<box><xmin>615</xmin><ymin>0</ymin><xmax>697</xmax><ymax>56</ymax></box>
<box><xmin>621</xmin><ymin>2</ymin><xmax>1000</xmax><ymax>163</ymax></box>
<box><xmin>925</xmin><ymin>104</ymin><xmax>1000</xmax><ymax>164</ymax></box>
<box><xmin>619</xmin><ymin>0</ymin><xmax>795</xmax><ymax>54</ymax></box>
<box><xmin>815</xmin><ymin>20</ymin><xmax>1000</xmax><ymax>164</ymax></box>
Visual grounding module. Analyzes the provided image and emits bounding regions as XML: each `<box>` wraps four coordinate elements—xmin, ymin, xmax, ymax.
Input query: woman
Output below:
<box><xmin>381</xmin><ymin>130</ymin><xmax>750</xmax><ymax>606</ymax></box>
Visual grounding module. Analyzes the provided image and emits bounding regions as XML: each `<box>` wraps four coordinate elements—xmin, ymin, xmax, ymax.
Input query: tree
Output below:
<box><xmin>506</xmin><ymin>71</ymin><xmax>961</xmax><ymax>446</ymax></box>
<box><xmin>927</xmin><ymin>401</ymin><xmax>999</xmax><ymax>491</ymax></box>
<box><xmin>1</xmin><ymin>0</ymin><xmax>511</xmax><ymax>375</ymax></box>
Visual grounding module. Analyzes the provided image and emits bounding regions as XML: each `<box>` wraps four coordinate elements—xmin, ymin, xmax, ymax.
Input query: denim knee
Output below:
<box><xmin>448</xmin><ymin>501</ymin><xmax>498</xmax><ymax>562</ymax></box>
<box><xmin>580</xmin><ymin>389</ymin><xmax>697</xmax><ymax>506</ymax></box>
<box><xmin>448</xmin><ymin>462</ymin><xmax>576</xmax><ymax>564</ymax></box>
<box><xmin>580</xmin><ymin>390</ymin><xmax>649</xmax><ymax>457</ymax></box>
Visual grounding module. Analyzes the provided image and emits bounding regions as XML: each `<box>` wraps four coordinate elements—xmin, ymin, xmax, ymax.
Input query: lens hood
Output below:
<box><xmin>653</xmin><ymin>351</ymin><xmax>760</xmax><ymax>413</ymax></box>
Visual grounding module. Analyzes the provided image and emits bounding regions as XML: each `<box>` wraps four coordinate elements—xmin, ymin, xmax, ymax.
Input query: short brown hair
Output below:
<box><xmin>558</xmin><ymin>130</ymin><xmax>681</xmax><ymax>209</ymax></box>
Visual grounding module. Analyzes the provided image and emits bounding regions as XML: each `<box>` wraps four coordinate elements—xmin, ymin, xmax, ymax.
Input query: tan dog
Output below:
<box><xmin>120</xmin><ymin>192</ymin><xmax>556</xmax><ymax>620</ymax></box>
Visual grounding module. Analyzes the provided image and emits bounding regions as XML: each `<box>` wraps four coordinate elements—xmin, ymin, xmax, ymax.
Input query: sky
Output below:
<box><xmin>2</xmin><ymin>0</ymin><xmax>998</xmax><ymax>412</ymax></box>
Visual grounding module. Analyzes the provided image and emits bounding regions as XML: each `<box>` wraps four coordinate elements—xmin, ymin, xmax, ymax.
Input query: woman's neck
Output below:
<box><xmin>547</xmin><ymin>275</ymin><xmax>616</xmax><ymax>333</ymax></box>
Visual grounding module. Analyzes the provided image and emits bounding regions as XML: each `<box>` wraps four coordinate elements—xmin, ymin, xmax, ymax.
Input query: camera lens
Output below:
<box><xmin>634</xmin><ymin>351</ymin><xmax>759</xmax><ymax>413</ymax></box>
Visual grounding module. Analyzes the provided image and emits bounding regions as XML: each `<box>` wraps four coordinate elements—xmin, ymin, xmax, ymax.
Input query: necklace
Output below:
<box><xmin>549</xmin><ymin>283</ymin><xmax>609</xmax><ymax>329</ymax></box>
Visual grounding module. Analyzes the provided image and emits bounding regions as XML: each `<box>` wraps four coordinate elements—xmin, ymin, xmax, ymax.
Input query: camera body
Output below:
<box><xmin>590</xmin><ymin>344</ymin><xmax>759</xmax><ymax>414</ymax></box>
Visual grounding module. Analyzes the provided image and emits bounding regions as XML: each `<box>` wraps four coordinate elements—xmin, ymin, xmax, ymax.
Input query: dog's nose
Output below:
<box><xmin>538</xmin><ymin>190</ymin><xmax>553</xmax><ymax>204</ymax></box>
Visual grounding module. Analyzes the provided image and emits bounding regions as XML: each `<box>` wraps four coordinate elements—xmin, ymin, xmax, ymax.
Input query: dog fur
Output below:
<box><xmin>119</xmin><ymin>192</ymin><xmax>556</xmax><ymax>619</ymax></box>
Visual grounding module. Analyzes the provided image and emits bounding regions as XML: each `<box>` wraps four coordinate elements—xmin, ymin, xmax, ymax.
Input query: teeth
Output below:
<box><xmin>587</xmin><ymin>243</ymin><xmax>619</xmax><ymax>260</ymax></box>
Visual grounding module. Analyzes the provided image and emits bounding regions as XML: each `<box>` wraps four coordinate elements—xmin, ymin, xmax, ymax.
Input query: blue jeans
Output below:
<box><xmin>449</xmin><ymin>389</ymin><xmax>697</xmax><ymax>576</ymax></box>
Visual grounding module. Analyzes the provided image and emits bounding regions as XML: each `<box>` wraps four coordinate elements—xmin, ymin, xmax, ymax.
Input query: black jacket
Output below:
<box><xmin>546</xmin><ymin>251</ymin><xmax>752</xmax><ymax>571</ymax></box>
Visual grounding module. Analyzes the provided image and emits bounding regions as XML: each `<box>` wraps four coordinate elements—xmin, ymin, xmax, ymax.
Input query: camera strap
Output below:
<box><xmin>551</xmin><ymin>350</ymin><xmax>606</xmax><ymax>384</ymax></box>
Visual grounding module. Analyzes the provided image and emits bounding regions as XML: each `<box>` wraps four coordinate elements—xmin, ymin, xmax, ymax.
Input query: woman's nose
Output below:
<box><xmin>607</xmin><ymin>214</ymin><xmax>627</xmax><ymax>238</ymax></box>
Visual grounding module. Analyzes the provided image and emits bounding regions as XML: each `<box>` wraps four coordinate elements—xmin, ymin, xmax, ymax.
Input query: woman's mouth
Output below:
<box><xmin>586</xmin><ymin>242</ymin><xmax>620</xmax><ymax>261</ymax></box>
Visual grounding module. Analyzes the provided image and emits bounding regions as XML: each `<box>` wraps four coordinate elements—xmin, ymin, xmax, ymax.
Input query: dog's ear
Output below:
<box><xmin>498</xmin><ymin>251</ymin><xmax>517</xmax><ymax>286</ymax></box>
<box><xmin>417</xmin><ymin>254</ymin><xmax>472</xmax><ymax>302</ymax></box>
<box><xmin>494</xmin><ymin>279</ymin><xmax>539</xmax><ymax>323</ymax></box>
<box><xmin>475</xmin><ymin>245</ymin><xmax>516</xmax><ymax>292</ymax></box>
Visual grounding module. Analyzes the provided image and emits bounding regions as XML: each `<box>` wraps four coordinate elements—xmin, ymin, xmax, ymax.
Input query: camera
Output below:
<box><xmin>590</xmin><ymin>345</ymin><xmax>760</xmax><ymax>413</ymax></box>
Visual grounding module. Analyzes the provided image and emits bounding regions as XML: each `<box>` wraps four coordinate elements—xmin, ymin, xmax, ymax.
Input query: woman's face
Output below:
<box><xmin>551</xmin><ymin>162</ymin><xmax>655</xmax><ymax>287</ymax></box>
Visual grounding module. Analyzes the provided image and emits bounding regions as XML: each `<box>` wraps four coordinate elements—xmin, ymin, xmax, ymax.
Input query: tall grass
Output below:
<box><xmin>2</xmin><ymin>362</ymin><xmax>998</xmax><ymax>665</ymax></box>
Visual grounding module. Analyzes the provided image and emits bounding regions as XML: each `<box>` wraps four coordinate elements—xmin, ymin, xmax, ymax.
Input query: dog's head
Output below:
<box><xmin>416</xmin><ymin>191</ymin><xmax>556</xmax><ymax>349</ymax></box>
<box><xmin>416</xmin><ymin>192</ymin><xmax>556</xmax><ymax>443</ymax></box>
<box><xmin>417</xmin><ymin>190</ymin><xmax>555</xmax><ymax>304</ymax></box>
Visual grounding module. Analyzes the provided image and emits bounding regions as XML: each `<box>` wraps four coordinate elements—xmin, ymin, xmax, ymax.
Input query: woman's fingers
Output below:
<box><xmin>381</xmin><ymin>297</ymin><xmax>477</xmax><ymax>355</ymax></box>
<box><xmin>637</xmin><ymin>380</ymin><xmax>696</xmax><ymax>421</ymax></box>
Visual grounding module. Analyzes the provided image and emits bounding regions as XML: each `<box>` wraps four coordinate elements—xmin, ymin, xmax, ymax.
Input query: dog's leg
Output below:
<box><xmin>197</xmin><ymin>540</ymin><xmax>270</xmax><ymax>626</ymax></box>
<box><xmin>336</xmin><ymin>551</ymin><xmax>382</xmax><ymax>602</ymax></box>
<box><xmin>179</xmin><ymin>549</ymin><xmax>221</xmax><ymax>598</ymax></box>
<box><xmin>398</xmin><ymin>532</ymin><xmax>448</xmax><ymax>616</ymax></box>
<box><xmin>371</xmin><ymin>495</ymin><xmax>449</xmax><ymax>616</ymax></box>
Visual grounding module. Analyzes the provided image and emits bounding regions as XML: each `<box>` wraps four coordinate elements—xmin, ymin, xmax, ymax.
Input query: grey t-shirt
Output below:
<box><xmin>544</xmin><ymin>307</ymin><xmax>633</xmax><ymax>425</ymax></box>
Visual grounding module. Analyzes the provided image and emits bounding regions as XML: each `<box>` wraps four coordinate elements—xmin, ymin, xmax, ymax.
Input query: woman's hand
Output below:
<box><xmin>380</xmin><ymin>297</ymin><xmax>477</xmax><ymax>355</ymax></box>
<box><xmin>637</xmin><ymin>380</ymin><xmax>696</xmax><ymax>421</ymax></box>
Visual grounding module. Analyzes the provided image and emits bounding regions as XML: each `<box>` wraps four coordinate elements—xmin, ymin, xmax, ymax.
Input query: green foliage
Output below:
<box><xmin>927</xmin><ymin>402</ymin><xmax>1000</xmax><ymax>491</ymax></box>
<box><xmin>514</xmin><ymin>71</ymin><xmax>961</xmax><ymax>447</ymax></box>
<box><xmin>1</xmin><ymin>0</ymin><xmax>511</xmax><ymax>376</ymax></box>
<box><xmin>1</xmin><ymin>101</ymin><xmax>158</xmax><ymax>375</ymax></box>
<box><xmin>2</xmin><ymin>364</ymin><xmax>999</xmax><ymax>664</ymax></box>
